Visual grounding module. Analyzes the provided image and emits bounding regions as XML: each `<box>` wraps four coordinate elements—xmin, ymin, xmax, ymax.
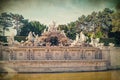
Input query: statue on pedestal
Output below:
<box><xmin>7</xmin><ymin>36</ymin><xmax>14</xmax><ymax>46</ymax></box>
<box><xmin>109</xmin><ymin>43</ymin><xmax>114</xmax><ymax>47</ymax></box>
<box><xmin>7</xmin><ymin>33</ymin><xmax>15</xmax><ymax>46</ymax></box>
<box><xmin>48</xmin><ymin>21</ymin><xmax>57</xmax><ymax>32</ymax></box>
<box><xmin>76</xmin><ymin>33</ymin><xmax>79</xmax><ymax>42</ymax></box>
<box><xmin>26</xmin><ymin>31</ymin><xmax>34</xmax><ymax>42</ymax></box>
<box><xmin>89</xmin><ymin>32</ymin><xmax>100</xmax><ymax>47</ymax></box>
<box><xmin>61</xmin><ymin>30</ymin><xmax>66</xmax><ymax>37</ymax></box>
<box><xmin>43</xmin><ymin>28</ymin><xmax>47</xmax><ymax>33</ymax></box>
<box><xmin>34</xmin><ymin>34</ymin><xmax>39</xmax><ymax>46</ymax></box>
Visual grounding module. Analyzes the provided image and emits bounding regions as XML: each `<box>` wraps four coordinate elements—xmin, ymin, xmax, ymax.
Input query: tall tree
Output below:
<box><xmin>11</xmin><ymin>13</ymin><xmax>24</xmax><ymax>35</ymax></box>
<box><xmin>0</xmin><ymin>12</ymin><xmax>12</xmax><ymax>36</ymax></box>
<box><xmin>0</xmin><ymin>12</ymin><xmax>25</xmax><ymax>36</ymax></box>
<box><xmin>111</xmin><ymin>11</ymin><xmax>120</xmax><ymax>32</ymax></box>
<box><xmin>20</xmin><ymin>21</ymin><xmax>46</xmax><ymax>36</ymax></box>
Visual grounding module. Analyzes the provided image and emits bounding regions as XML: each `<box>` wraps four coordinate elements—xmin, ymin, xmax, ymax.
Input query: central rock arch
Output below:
<box><xmin>39</xmin><ymin>31</ymin><xmax>69</xmax><ymax>46</ymax></box>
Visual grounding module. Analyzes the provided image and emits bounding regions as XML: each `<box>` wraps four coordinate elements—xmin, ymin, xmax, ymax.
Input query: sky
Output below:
<box><xmin>0</xmin><ymin>0</ymin><xmax>120</xmax><ymax>26</ymax></box>
<box><xmin>0</xmin><ymin>0</ymin><xmax>119</xmax><ymax>36</ymax></box>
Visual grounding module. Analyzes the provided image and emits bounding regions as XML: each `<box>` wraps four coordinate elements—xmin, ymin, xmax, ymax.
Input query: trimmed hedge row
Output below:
<box><xmin>14</xmin><ymin>36</ymin><xmax>26</xmax><ymax>42</ymax></box>
<box><xmin>0</xmin><ymin>36</ymin><xmax>26</xmax><ymax>42</ymax></box>
<box><xmin>100</xmin><ymin>38</ymin><xmax>115</xmax><ymax>46</ymax></box>
<box><xmin>0</xmin><ymin>36</ymin><xmax>7</xmax><ymax>42</ymax></box>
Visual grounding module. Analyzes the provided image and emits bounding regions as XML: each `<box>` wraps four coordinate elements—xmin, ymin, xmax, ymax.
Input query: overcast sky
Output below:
<box><xmin>0</xmin><ymin>0</ymin><xmax>119</xmax><ymax>26</ymax></box>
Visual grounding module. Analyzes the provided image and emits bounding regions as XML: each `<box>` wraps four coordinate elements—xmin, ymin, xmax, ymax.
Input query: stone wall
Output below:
<box><xmin>1</xmin><ymin>46</ymin><xmax>120</xmax><ymax>72</ymax></box>
<box><xmin>109</xmin><ymin>47</ymin><xmax>120</xmax><ymax>69</ymax></box>
<box><xmin>0</xmin><ymin>46</ymin><xmax>110</xmax><ymax>72</ymax></box>
<box><xmin>7</xmin><ymin>47</ymin><xmax>107</xmax><ymax>61</ymax></box>
<box><xmin>4</xmin><ymin>60</ymin><xmax>107</xmax><ymax>72</ymax></box>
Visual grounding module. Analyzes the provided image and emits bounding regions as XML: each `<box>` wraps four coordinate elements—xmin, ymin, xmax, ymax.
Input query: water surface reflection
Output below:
<box><xmin>1</xmin><ymin>70</ymin><xmax>120</xmax><ymax>80</ymax></box>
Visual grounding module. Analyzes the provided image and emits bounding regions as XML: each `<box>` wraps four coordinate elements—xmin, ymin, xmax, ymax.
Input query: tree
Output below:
<box><xmin>0</xmin><ymin>12</ymin><xmax>12</xmax><ymax>36</ymax></box>
<box><xmin>111</xmin><ymin>11</ymin><xmax>120</xmax><ymax>32</ymax></box>
<box><xmin>11</xmin><ymin>13</ymin><xmax>24</xmax><ymax>35</ymax></box>
<box><xmin>78</xmin><ymin>15</ymin><xmax>86</xmax><ymax>24</ymax></box>
<box><xmin>58</xmin><ymin>24</ymin><xmax>68</xmax><ymax>33</ymax></box>
<box><xmin>0</xmin><ymin>12</ymin><xmax>25</xmax><ymax>36</ymax></box>
<box><xmin>20</xmin><ymin>21</ymin><xmax>46</xmax><ymax>36</ymax></box>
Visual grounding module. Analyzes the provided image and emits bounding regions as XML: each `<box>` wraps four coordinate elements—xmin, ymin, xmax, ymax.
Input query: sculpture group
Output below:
<box><xmin>7</xmin><ymin>21</ymin><xmax>114</xmax><ymax>48</ymax></box>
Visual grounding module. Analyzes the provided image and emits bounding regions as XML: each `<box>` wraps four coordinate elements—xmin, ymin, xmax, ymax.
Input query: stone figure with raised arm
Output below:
<box><xmin>7</xmin><ymin>36</ymin><xmax>14</xmax><ymax>46</ymax></box>
<box><xmin>32</xmin><ymin>32</ymin><xmax>38</xmax><ymax>41</ymax></box>
<box><xmin>43</xmin><ymin>28</ymin><xmax>47</xmax><ymax>33</ymax></box>
<box><xmin>26</xmin><ymin>31</ymin><xmax>34</xmax><ymax>42</ymax></box>
<box><xmin>70</xmin><ymin>33</ymin><xmax>79</xmax><ymax>46</ymax></box>
<box><xmin>79</xmin><ymin>31</ymin><xmax>86</xmax><ymax>42</ymax></box>
<box><xmin>32</xmin><ymin>32</ymin><xmax>36</xmax><ymax>37</ymax></box>
<box><xmin>48</xmin><ymin>21</ymin><xmax>57</xmax><ymax>32</ymax></box>
<box><xmin>34</xmin><ymin>34</ymin><xmax>39</xmax><ymax>46</ymax></box>
<box><xmin>7</xmin><ymin>33</ymin><xmax>15</xmax><ymax>46</ymax></box>
<box><xmin>61</xmin><ymin>30</ymin><xmax>66</xmax><ymax>37</ymax></box>
<box><xmin>76</xmin><ymin>33</ymin><xmax>79</xmax><ymax>42</ymax></box>
<box><xmin>52</xmin><ymin>21</ymin><xmax>56</xmax><ymax>27</ymax></box>
<box><xmin>48</xmin><ymin>25</ymin><xmax>50</xmax><ymax>32</ymax></box>
<box><xmin>89</xmin><ymin>32</ymin><xmax>100</xmax><ymax>47</ymax></box>
<box><xmin>89</xmin><ymin>33</ymin><xmax>94</xmax><ymax>46</ymax></box>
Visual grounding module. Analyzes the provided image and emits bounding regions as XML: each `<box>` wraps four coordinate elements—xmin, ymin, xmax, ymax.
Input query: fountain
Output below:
<box><xmin>0</xmin><ymin>22</ymin><xmax>110</xmax><ymax>72</ymax></box>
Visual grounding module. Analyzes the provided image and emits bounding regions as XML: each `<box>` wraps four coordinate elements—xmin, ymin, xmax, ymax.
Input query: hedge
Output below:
<box><xmin>100</xmin><ymin>38</ymin><xmax>115</xmax><ymax>46</ymax></box>
<box><xmin>0</xmin><ymin>36</ymin><xmax>26</xmax><ymax>42</ymax></box>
